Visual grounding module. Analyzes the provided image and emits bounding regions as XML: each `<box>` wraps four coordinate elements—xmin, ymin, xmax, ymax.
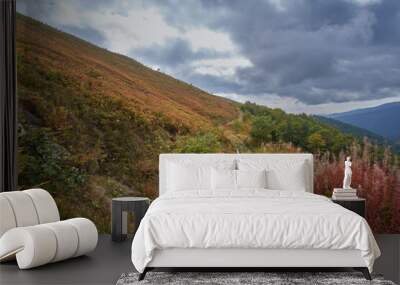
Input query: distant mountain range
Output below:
<box><xmin>313</xmin><ymin>115</ymin><xmax>400</xmax><ymax>153</ymax></box>
<box><xmin>314</xmin><ymin>115</ymin><xmax>387</xmax><ymax>143</ymax></box>
<box><xmin>326</xmin><ymin>102</ymin><xmax>400</xmax><ymax>142</ymax></box>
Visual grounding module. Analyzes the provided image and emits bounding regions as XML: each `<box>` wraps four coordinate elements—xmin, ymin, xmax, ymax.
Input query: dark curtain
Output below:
<box><xmin>0</xmin><ymin>0</ymin><xmax>17</xmax><ymax>192</ymax></box>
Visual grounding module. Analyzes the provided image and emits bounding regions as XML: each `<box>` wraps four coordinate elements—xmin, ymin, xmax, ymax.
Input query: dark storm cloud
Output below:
<box><xmin>16</xmin><ymin>0</ymin><xmax>109</xmax><ymax>16</ymax></box>
<box><xmin>16</xmin><ymin>0</ymin><xmax>110</xmax><ymax>48</ymax></box>
<box><xmin>155</xmin><ymin>0</ymin><xmax>400</xmax><ymax>105</ymax></box>
<box><xmin>130</xmin><ymin>40</ymin><xmax>241</xmax><ymax>92</ymax></box>
<box><xmin>183</xmin><ymin>72</ymin><xmax>242</xmax><ymax>95</ymax></box>
<box><xmin>131</xmin><ymin>39</ymin><xmax>228</xmax><ymax>68</ymax></box>
<box><xmin>16</xmin><ymin>0</ymin><xmax>55</xmax><ymax>18</ymax></box>
<box><xmin>63</xmin><ymin>26</ymin><xmax>107</xmax><ymax>47</ymax></box>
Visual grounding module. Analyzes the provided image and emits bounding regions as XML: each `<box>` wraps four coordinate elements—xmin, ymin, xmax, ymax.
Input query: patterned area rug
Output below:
<box><xmin>116</xmin><ymin>272</ymin><xmax>395</xmax><ymax>285</ymax></box>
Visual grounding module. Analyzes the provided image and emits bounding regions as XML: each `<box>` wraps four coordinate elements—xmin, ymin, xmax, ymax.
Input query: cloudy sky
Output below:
<box><xmin>17</xmin><ymin>0</ymin><xmax>400</xmax><ymax>114</ymax></box>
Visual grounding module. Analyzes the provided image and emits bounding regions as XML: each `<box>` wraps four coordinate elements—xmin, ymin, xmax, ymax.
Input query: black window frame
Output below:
<box><xmin>0</xmin><ymin>0</ymin><xmax>17</xmax><ymax>192</ymax></box>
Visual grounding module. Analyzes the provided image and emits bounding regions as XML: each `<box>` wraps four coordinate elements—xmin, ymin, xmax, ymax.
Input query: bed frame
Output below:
<box><xmin>139</xmin><ymin>154</ymin><xmax>371</xmax><ymax>280</ymax></box>
<box><xmin>140</xmin><ymin>248</ymin><xmax>370</xmax><ymax>280</ymax></box>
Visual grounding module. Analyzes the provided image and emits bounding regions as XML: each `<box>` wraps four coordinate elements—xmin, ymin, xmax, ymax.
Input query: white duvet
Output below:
<box><xmin>131</xmin><ymin>190</ymin><xmax>380</xmax><ymax>273</ymax></box>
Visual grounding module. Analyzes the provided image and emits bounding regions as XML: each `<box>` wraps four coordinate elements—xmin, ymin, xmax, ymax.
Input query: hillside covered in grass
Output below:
<box><xmin>16</xmin><ymin>14</ymin><xmax>399</xmax><ymax>233</ymax></box>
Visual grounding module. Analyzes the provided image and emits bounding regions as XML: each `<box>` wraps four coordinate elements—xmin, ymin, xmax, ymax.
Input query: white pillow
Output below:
<box><xmin>236</xmin><ymin>169</ymin><xmax>267</xmax><ymax>189</ymax></box>
<box><xmin>211</xmin><ymin>168</ymin><xmax>236</xmax><ymax>191</ymax></box>
<box><xmin>238</xmin><ymin>159</ymin><xmax>307</xmax><ymax>191</ymax></box>
<box><xmin>167</xmin><ymin>162</ymin><xmax>211</xmax><ymax>191</ymax></box>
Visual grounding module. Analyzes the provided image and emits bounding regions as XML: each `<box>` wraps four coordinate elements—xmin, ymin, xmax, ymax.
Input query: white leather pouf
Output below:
<box><xmin>0</xmin><ymin>189</ymin><xmax>98</xmax><ymax>269</ymax></box>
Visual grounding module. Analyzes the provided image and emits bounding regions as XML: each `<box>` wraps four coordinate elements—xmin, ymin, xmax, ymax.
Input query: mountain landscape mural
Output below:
<box><xmin>16</xmin><ymin>11</ymin><xmax>400</xmax><ymax>234</ymax></box>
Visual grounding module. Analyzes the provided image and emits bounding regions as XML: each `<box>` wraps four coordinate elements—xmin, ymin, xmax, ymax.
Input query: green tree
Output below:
<box><xmin>307</xmin><ymin>132</ymin><xmax>326</xmax><ymax>152</ymax></box>
<box><xmin>250</xmin><ymin>115</ymin><xmax>275</xmax><ymax>143</ymax></box>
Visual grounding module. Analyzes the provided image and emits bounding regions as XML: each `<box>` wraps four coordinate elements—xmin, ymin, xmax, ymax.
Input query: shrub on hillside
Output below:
<box><xmin>174</xmin><ymin>132</ymin><xmax>222</xmax><ymax>153</ymax></box>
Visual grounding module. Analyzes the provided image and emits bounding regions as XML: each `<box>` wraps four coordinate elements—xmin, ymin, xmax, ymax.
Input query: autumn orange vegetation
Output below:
<box><xmin>314</xmin><ymin>141</ymin><xmax>400</xmax><ymax>233</ymax></box>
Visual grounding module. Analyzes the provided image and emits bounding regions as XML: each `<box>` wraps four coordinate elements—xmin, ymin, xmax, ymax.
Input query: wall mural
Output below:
<box><xmin>16</xmin><ymin>1</ymin><xmax>399</xmax><ymax>233</ymax></box>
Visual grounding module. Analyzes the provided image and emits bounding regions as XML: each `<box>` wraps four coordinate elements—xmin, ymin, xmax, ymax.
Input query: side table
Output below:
<box><xmin>331</xmin><ymin>198</ymin><xmax>366</xmax><ymax>218</ymax></box>
<box><xmin>112</xmin><ymin>197</ymin><xmax>150</xmax><ymax>242</ymax></box>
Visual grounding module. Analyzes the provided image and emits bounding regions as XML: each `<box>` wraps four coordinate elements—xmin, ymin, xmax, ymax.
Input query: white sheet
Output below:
<box><xmin>131</xmin><ymin>190</ymin><xmax>380</xmax><ymax>273</ymax></box>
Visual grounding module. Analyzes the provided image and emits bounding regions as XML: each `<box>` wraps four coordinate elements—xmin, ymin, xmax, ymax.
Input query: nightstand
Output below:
<box><xmin>331</xmin><ymin>198</ymin><xmax>366</xmax><ymax>218</ymax></box>
<box><xmin>111</xmin><ymin>197</ymin><xmax>150</xmax><ymax>242</ymax></box>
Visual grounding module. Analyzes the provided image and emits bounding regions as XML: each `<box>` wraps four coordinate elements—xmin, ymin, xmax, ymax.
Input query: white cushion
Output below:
<box><xmin>0</xmin><ymin>226</ymin><xmax>57</xmax><ymax>269</ymax></box>
<box><xmin>211</xmin><ymin>168</ymin><xmax>236</xmax><ymax>191</ymax></box>
<box><xmin>211</xmin><ymin>168</ymin><xmax>268</xmax><ymax>191</ymax></box>
<box><xmin>161</xmin><ymin>155</ymin><xmax>236</xmax><ymax>195</ymax></box>
<box><xmin>0</xmin><ymin>192</ymin><xmax>39</xmax><ymax>227</ymax></box>
<box><xmin>167</xmin><ymin>162</ymin><xmax>211</xmax><ymax>191</ymax></box>
<box><xmin>42</xmin><ymin>221</ymin><xmax>79</xmax><ymax>262</ymax></box>
<box><xmin>0</xmin><ymin>196</ymin><xmax>17</xmax><ymax>237</ymax></box>
<box><xmin>237</xmin><ymin>169</ymin><xmax>267</xmax><ymax>189</ymax></box>
<box><xmin>238</xmin><ymin>159</ymin><xmax>307</xmax><ymax>191</ymax></box>
<box><xmin>66</xmin><ymin>218</ymin><xmax>98</xmax><ymax>257</ymax></box>
<box><xmin>24</xmin><ymin>189</ymin><xmax>60</xmax><ymax>224</ymax></box>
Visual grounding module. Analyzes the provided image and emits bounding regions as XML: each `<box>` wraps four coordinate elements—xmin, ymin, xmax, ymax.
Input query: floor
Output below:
<box><xmin>0</xmin><ymin>234</ymin><xmax>399</xmax><ymax>285</ymax></box>
<box><xmin>374</xmin><ymin>234</ymin><xmax>400</xmax><ymax>284</ymax></box>
<box><xmin>0</xmin><ymin>235</ymin><xmax>133</xmax><ymax>285</ymax></box>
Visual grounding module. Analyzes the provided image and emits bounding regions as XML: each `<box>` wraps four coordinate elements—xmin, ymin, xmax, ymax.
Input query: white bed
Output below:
<box><xmin>131</xmin><ymin>154</ymin><xmax>380</xmax><ymax>280</ymax></box>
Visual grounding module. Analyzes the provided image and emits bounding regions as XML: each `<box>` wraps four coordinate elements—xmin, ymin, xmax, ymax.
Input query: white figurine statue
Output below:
<box><xmin>343</xmin><ymin>156</ymin><xmax>352</xmax><ymax>189</ymax></box>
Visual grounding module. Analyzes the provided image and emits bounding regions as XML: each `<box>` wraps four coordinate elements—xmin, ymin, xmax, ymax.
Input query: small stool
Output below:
<box><xmin>111</xmin><ymin>197</ymin><xmax>150</xmax><ymax>242</ymax></box>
